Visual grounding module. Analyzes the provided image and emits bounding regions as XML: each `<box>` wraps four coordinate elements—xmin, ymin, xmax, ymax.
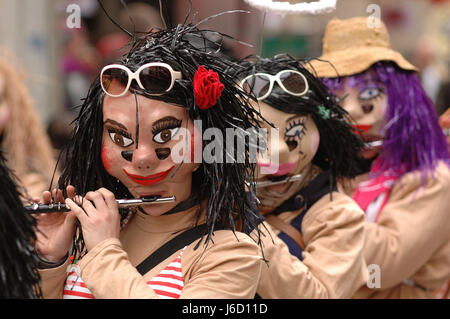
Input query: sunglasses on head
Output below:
<box><xmin>239</xmin><ymin>69</ymin><xmax>309</xmax><ymax>101</ymax></box>
<box><xmin>100</xmin><ymin>62</ymin><xmax>182</xmax><ymax>97</ymax></box>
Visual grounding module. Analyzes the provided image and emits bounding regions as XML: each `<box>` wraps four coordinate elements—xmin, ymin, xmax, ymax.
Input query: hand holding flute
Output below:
<box><xmin>33</xmin><ymin>186</ymin><xmax>78</xmax><ymax>264</ymax></box>
<box><xmin>64</xmin><ymin>187</ymin><xmax>123</xmax><ymax>254</ymax></box>
<box><xmin>33</xmin><ymin>185</ymin><xmax>176</xmax><ymax>263</ymax></box>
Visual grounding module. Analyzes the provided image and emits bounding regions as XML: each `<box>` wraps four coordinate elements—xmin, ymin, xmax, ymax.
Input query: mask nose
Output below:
<box><xmin>257</xmin><ymin>128</ymin><xmax>297</xmax><ymax>175</ymax></box>
<box><xmin>278</xmin><ymin>137</ymin><xmax>299</xmax><ymax>166</ymax></box>
<box><xmin>131</xmin><ymin>144</ymin><xmax>157</xmax><ymax>171</ymax></box>
<box><xmin>341</xmin><ymin>94</ymin><xmax>364</xmax><ymax>122</ymax></box>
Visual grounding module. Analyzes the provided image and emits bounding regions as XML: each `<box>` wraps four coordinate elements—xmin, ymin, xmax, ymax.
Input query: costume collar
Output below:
<box><xmin>271</xmin><ymin>169</ymin><xmax>335</xmax><ymax>215</ymax></box>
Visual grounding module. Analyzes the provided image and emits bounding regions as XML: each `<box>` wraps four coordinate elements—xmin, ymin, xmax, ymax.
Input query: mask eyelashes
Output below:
<box><xmin>152</xmin><ymin>118</ymin><xmax>183</xmax><ymax>145</ymax></box>
<box><xmin>107</xmin><ymin>127</ymin><xmax>134</xmax><ymax>147</ymax></box>
<box><xmin>284</xmin><ymin>118</ymin><xmax>307</xmax><ymax>140</ymax></box>
<box><xmin>107</xmin><ymin>127</ymin><xmax>132</xmax><ymax>139</ymax></box>
<box><xmin>151</xmin><ymin>118</ymin><xmax>182</xmax><ymax>135</ymax></box>
<box><xmin>357</xmin><ymin>82</ymin><xmax>385</xmax><ymax>101</ymax></box>
<box><xmin>284</xmin><ymin>118</ymin><xmax>307</xmax><ymax>152</ymax></box>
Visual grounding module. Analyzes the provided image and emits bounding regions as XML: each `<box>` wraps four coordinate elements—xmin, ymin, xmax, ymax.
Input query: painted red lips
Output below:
<box><xmin>123</xmin><ymin>166</ymin><xmax>174</xmax><ymax>186</ymax></box>
<box><xmin>352</xmin><ymin>124</ymin><xmax>372</xmax><ymax>135</ymax></box>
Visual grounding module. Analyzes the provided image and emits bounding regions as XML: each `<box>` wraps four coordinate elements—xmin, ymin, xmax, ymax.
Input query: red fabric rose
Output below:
<box><xmin>193</xmin><ymin>65</ymin><xmax>224</xmax><ymax>110</ymax></box>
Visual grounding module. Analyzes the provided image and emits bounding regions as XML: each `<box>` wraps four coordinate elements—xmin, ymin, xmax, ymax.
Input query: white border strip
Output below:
<box><xmin>243</xmin><ymin>0</ymin><xmax>337</xmax><ymax>15</ymax></box>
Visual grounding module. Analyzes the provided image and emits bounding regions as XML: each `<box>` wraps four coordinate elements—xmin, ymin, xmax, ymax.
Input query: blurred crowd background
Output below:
<box><xmin>0</xmin><ymin>0</ymin><xmax>449</xmax><ymax>161</ymax></box>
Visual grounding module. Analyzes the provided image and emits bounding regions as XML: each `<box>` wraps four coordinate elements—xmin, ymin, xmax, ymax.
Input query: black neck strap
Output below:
<box><xmin>136</xmin><ymin>223</ymin><xmax>216</xmax><ymax>275</ymax></box>
<box><xmin>164</xmin><ymin>191</ymin><xmax>200</xmax><ymax>215</ymax></box>
<box><xmin>136</xmin><ymin>191</ymin><xmax>201</xmax><ymax>216</ymax></box>
<box><xmin>271</xmin><ymin>170</ymin><xmax>335</xmax><ymax>215</ymax></box>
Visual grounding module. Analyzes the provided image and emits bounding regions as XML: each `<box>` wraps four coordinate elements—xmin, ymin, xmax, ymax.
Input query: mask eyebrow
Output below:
<box><xmin>104</xmin><ymin>119</ymin><xmax>129</xmax><ymax>131</ymax></box>
<box><xmin>286</xmin><ymin>114</ymin><xmax>305</xmax><ymax>122</ymax></box>
<box><xmin>336</xmin><ymin>93</ymin><xmax>349</xmax><ymax>104</ymax></box>
<box><xmin>152</xmin><ymin>116</ymin><xmax>182</xmax><ymax>131</ymax></box>
<box><xmin>358</xmin><ymin>82</ymin><xmax>383</xmax><ymax>92</ymax></box>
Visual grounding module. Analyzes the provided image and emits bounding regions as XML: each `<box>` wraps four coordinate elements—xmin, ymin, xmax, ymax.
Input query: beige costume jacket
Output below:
<box><xmin>256</xmin><ymin>191</ymin><xmax>368</xmax><ymax>298</ymax></box>
<box><xmin>38</xmin><ymin>204</ymin><xmax>263</xmax><ymax>299</ymax></box>
<box><xmin>352</xmin><ymin>161</ymin><xmax>450</xmax><ymax>298</ymax></box>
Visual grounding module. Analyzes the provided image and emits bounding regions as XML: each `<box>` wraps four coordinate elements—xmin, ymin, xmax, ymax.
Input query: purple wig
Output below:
<box><xmin>321</xmin><ymin>61</ymin><xmax>450</xmax><ymax>177</ymax></box>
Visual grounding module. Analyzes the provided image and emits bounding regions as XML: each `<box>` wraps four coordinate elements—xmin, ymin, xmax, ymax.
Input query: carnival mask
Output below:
<box><xmin>332</xmin><ymin>78</ymin><xmax>387</xmax><ymax>159</ymax></box>
<box><xmin>101</xmin><ymin>79</ymin><xmax>200</xmax><ymax>216</ymax></box>
<box><xmin>252</xmin><ymin>100</ymin><xmax>320</xmax><ymax>210</ymax></box>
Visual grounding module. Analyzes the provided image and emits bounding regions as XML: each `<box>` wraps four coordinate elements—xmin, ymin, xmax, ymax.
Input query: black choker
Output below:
<box><xmin>137</xmin><ymin>192</ymin><xmax>200</xmax><ymax>216</ymax></box>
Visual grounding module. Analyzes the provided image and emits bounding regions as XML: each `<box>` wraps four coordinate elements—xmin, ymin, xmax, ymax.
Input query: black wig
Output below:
<box><xmin>58</xmin><ymin>19</ymin><xmax>265</xmax><ymax>256</ymax></box>
<box><xmin>231</xmin><ymin>54</ymin><xmax>367</xmax><ymax>183</ymax></box>
<box><xmin>0</xmin><ymin>150</ymin><xmax>41</xmax><ymax>298</ymax></box>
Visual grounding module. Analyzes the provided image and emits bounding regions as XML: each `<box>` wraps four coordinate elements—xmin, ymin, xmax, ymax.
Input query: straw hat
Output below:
<box><xmin>308</xmin><ymin>17</ymin><xmax>418</xmax><ymax>78</ymax></box>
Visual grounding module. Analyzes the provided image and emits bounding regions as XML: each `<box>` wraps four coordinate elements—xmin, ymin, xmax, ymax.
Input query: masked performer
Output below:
<box><xmin>0</xmin><ymin>150</ymin><xmax>41</xmax><ymax>298</ymax></box>
<box><xmin>233</xmin><ymin>53</ymin><xmax>367</xmax><ymax>298</ymax></box>
<box><xmin>0</xmin><ymin>56</ymin><xmax>56</xmax><ymax>199</ymax></box>
<box><xmin>309</xmin><ymin>17</ymin><xmax>450</xmax><ymax>298</ymax></box>
<box><xmin>33</xmin><ymin>21</ymin><xmax>266</xmax><ymax>299</ymax></box>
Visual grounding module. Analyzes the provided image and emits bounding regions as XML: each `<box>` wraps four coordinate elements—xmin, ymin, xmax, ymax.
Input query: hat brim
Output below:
<box><xmin>306</xmin><ymin>46</ymin><xmax>418</xmax><ymax>78</ymax></box>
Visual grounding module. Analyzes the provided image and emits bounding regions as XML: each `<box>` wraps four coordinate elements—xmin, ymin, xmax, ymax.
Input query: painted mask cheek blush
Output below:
<box><xmin>101</xmin><ymin>143</ymin><xmax>113</xmax><ymax>172</ymax></box>
<box><xmin>310</xmin><ymin>130</ymin><xmax>320</xmax><ymax>155</ymax></box>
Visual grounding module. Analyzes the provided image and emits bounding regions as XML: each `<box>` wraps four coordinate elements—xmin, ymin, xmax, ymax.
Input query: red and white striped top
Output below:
<box><xmin>63</xmin><ymin>246</ymin><xmax>187</xmax><ymax>299</ymax></box>
<box><xmin>146</xmin><ymin>247</ymin><xmax>186</xmax><ymax>299</ymax></box>
<box><xmin>63</xmin><ymin>264</ymin><xmax>95</xmax><ymax>299</ymax></box>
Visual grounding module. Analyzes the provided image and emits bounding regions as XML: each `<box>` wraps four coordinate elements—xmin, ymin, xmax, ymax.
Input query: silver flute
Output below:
<box><xmin>365</xmin><ymin>140</ymin><xmax>383</xmax><ymax>148</ymax></box>
<box><xmin>24</xmin><ymin>196</ymin><xmax>176</xmax><ymax>214</ymax></box>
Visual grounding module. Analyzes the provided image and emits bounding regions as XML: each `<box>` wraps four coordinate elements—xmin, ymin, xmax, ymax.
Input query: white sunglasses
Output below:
<box><xmin>100</xmin><ymin>62</ymin><xmax>182</xmax><ymax>97</ymax></box>
<box><xmin>239</xmin><ymin>70</ymin><xmax>309</xmax><ymax>101</ymax></box>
